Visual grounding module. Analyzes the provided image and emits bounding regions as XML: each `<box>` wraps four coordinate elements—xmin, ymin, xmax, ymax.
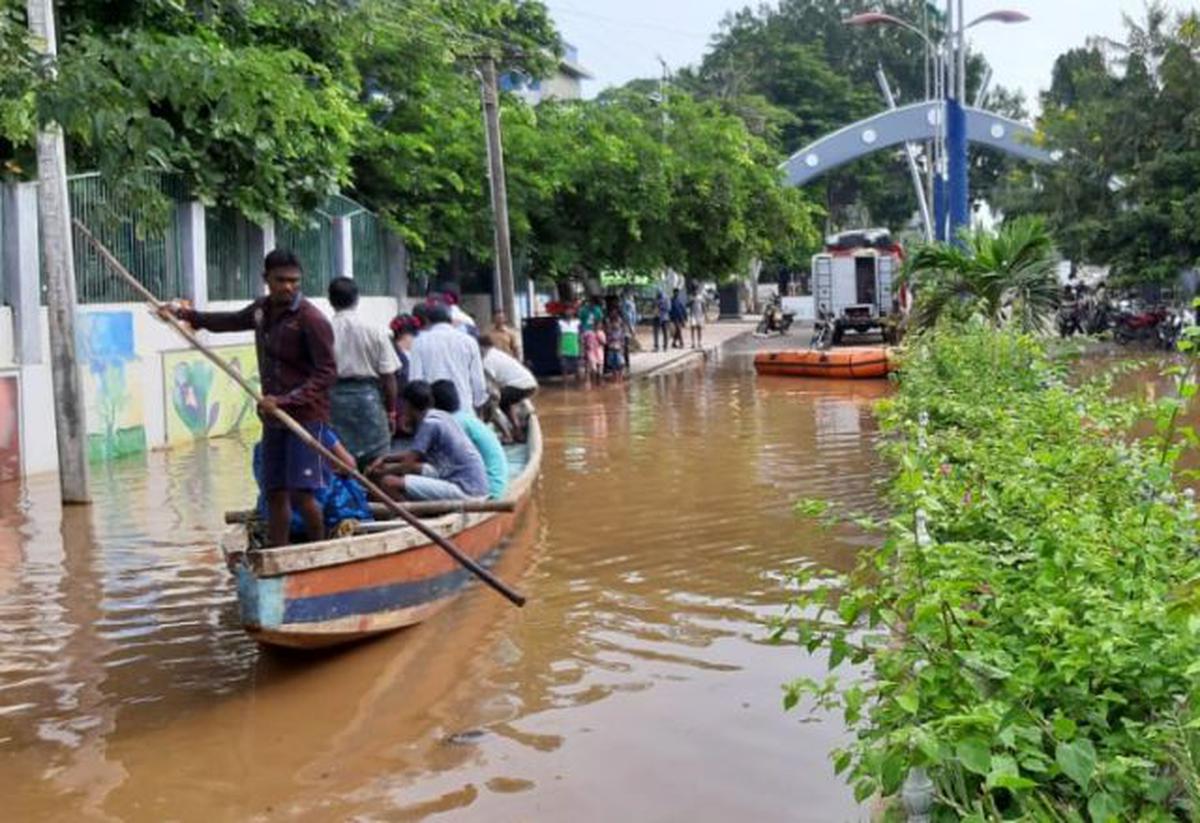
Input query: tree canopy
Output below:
<box><xmin>0</xmin><ymin>0</ymin><xmax>815</xmax><ymax>284</ymax></box>
<box><xmin>997</xmin><ymin>3</ymin><xmax>1200</xmax><ymax>285</ymax></box>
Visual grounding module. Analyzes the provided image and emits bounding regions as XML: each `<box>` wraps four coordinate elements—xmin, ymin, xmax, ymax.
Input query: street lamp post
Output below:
<box><xmin>845</xmin><ymin>5</ymin><xmax>1029</xmax><ymax>243</ymax></box>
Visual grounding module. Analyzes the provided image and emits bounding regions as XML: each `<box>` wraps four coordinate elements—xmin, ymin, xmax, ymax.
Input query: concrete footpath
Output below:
<box><xmin>627</xmin><ymin>320</ymin><xmax>757</xmax><ymax>378</ymax></box>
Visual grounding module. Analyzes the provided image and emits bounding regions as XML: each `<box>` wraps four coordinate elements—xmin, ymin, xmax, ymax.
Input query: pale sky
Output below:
<box><xmin>548</xmin><ymin>0</ymin><xmax>1199</xmax><ymax>118</ymax></box>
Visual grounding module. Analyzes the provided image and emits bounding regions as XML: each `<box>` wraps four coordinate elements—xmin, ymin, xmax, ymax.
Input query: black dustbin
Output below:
<box><xmin>522</xmin><ymin>316</ymin><xmax>563</xmax><ymax>377</ymax></box>
<box><xmin>718</xmin><ymin>283</ymin><xmax>740</xmax><ymax>319</ymax></box>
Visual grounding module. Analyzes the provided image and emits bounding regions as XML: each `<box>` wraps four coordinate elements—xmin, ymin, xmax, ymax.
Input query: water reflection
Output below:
<box><xmin>1</xmin><ymin>342</ymin><xmax>882</xmax><ymax>821</ymax></box>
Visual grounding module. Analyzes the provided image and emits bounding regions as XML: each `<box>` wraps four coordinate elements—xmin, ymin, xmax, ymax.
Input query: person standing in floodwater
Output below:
<box><xmin>162</xmin><ymin>249</ymin><xmax>337</xmax><ymax>547</ymax></box>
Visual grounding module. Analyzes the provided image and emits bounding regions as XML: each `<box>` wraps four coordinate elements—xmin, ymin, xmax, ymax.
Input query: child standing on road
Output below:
<box><xmin>558</xmin><ymin>304</ymin><xmax>582</xmax><ymax>382</ymax></box>
<box><xmin>583</xmin><ymin>325</ymin><xmax>606</xmax><ymax>383</ymax></box>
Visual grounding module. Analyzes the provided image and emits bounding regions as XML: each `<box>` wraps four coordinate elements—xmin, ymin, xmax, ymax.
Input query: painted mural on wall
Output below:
<box><xmin>0</xmin><ymin>375</ymin><xmax>19</xmax><ymax>482</ymax></box>
<box><xmin>77</xmin><ymin>311</ymin><xmax>146</xmax><ymax>462</ymax></box>
<box><xmin>163</xmin><ymin>345</ymin><xmax>261</xmax><ymax>445</ymax></box>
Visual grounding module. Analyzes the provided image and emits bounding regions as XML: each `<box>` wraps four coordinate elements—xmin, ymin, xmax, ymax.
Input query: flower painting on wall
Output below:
<box><xmin>77</xmin><ymin>311</ymin><xmax>146</xmax><ymax>462</ymax></box>
<box><xmin>163</xmin><ymin>345</ymin><xmax>260</xmax><ymax>445</ymax></box>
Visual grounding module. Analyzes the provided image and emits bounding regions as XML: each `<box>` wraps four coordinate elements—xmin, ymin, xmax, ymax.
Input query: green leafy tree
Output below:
<box><xmin>997</xmin><ymin>4</ymin><xmax>1200</xmax><ymax>286</ymax></box>
<box><xmin>903</xmin><ymin>216</ymin><xmax>1060</xmax><ymax>332</ymax></box>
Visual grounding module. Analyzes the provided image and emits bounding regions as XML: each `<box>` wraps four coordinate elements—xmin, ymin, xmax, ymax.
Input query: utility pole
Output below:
<box><xmin>26</xmin><ymin>0</ymin><xmax>90</xmax><ymax>503</ymax></box>
<box><xmin>478</xmin><ymin>58</ymin><xmax>519</xmax><ymax>326</ymax></box>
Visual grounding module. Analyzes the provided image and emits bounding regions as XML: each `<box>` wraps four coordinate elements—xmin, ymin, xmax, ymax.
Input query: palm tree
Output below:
<box><xmin>902</xmin><ymin>216</ymin><xmax>1060</xmax><ymax>333</ymax></box>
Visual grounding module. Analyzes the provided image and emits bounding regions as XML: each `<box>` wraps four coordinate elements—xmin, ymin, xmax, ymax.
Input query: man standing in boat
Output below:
<box><xmin>162</xmin><ymin>249</ymin><xmax>337</xmax><ymax>547</ymax></box>
<box><xmin>327</xmin><ymin>276</ymin><xmax>400</xmax><ymax>466</ymax></box>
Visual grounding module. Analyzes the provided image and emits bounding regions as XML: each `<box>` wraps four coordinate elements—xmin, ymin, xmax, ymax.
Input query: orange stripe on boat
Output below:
<box><xmin>284</xmin><ymin>513</ymin><xmax>513</xmax><ymax>599</ymax></box>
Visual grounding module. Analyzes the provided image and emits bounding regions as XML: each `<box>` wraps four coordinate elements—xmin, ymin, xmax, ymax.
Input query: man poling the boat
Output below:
<box><xmin>162</xmin><ymin>249</ymin><xmax>338</xmax><ymax>548</ymax></box>
<box><xmin>73</xmin><ymin>219</ymin><xmax>528</xmax><ymax>609</ymax></box>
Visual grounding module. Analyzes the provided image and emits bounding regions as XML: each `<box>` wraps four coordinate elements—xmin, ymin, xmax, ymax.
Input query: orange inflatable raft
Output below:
<box><xmin>754</xmin><ymin>347</ymin><xmax>893</xmax><ymax>379</ymax></box>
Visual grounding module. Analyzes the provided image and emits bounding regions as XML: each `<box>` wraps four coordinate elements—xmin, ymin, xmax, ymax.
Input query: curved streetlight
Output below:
<box><xmin>844</xmin><ymin>6</ymin><xmax>1030</xmax><ymax>243</ymax></box>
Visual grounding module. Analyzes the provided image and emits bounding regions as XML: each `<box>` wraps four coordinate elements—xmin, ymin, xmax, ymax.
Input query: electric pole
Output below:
<box><xmin>27</xmin><ymin>0</ymin><xmax>90</xmax><ymax>503</ymax></box>
<box><xmin>479</xmin><ymin>58</ymin><xmax>519</xmax><ymax>326</ymax></box>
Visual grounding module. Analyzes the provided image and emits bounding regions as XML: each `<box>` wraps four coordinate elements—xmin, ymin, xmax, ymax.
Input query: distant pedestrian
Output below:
<box><xmin>583</xmin><ymin>324</ymin><xmax>606</xmax><ymax>383</ymax></box>
<box><xmin>622</xmin><ymin>291</ymin><xmax>638</xmax><ymax>333</ymax></box>
<box><xmin>558</xmin><ymin>303</ymin><xmax>582</xmax><ymax>381</ymax></box>
<box><xmin>580</xmin><ymin>295</ymin><xmax>605</xmax><ymax>334</ymax></box>
<box><xmin>603</xmin><ymin>305</ymin><xmax>628</xmax><ymax>378</ymax></box>
<box><xmin>653</xmin><ymin>290</ymin><xmax>671</xmax><ymax>352</ymax></box>
<box><xmin>489</xmin><ymin>310</ymin><xmax>521</xmax><ymax>359</ymax></box>
<box><xmin>669</xmin><ymin>288</ymin><xmax>687</xmax><ymax>349</ymax></box>
<box><xmin>688</xmin><ymin>290</ymin><xmax>706</xmax><ymax>349</ymax></box>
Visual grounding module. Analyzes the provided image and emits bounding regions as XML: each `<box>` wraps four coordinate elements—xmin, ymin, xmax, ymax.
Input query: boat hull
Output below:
<box><xmin>223</xmin><ymin>419</ymin><xmax>542</xmax><ymax>649</ymax></box>
<box><xmin>753</xmin><ymin>348</ymin><xmax>892</xmax><ymax>379</ymax></box>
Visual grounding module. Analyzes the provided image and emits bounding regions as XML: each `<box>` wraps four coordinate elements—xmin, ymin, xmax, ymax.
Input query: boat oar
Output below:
<box><xmin>73</xmin><ymin>218</ymin><xmax>527</xmax><ymax>608</ymax></box>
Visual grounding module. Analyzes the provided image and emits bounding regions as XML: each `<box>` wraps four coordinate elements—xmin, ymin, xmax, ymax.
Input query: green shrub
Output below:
<box><xmin>782</xmin><ymin>322</ymin><xmax>1200</xmax><ymax>820</ymax></box>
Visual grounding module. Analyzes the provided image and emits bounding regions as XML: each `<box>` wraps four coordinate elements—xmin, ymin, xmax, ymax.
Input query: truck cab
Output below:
<box><xmin>812</xmin><ymin>228</ymin><xmax>904</xmax><ymax>345</ymax></box>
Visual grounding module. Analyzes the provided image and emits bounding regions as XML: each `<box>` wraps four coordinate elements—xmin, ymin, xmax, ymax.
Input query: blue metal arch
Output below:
<box><xmin>781</xmin><ymin>101</ymin><xmax>1055</xmax><ymax>187</ymax></box>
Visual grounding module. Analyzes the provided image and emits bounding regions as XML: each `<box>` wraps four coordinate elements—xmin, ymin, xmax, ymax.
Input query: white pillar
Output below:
<box><xmin>332</xmin><ymin>215</ymin><xmax>353</xmax><ymax>279</ymax></box>
<box><xmin>177</xmin><ymin>200</ymin><xmax>207</xmax><ymax>310</ymax></box>
<box><xmin>246</xmin><ymin>217</ymin><xmax>275</xmax><ymax>268</ymax></box>
<box><xmin>2</xmin><ymin>182</ymin><xmax>43</xmax><ymax>364</ymax></box>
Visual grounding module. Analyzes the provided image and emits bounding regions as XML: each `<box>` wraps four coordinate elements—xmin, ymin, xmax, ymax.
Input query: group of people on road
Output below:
<box><xmin>652</xmin><ymin>288</ymin><xmax>707</xmax><ymax>351</ymax></box>
<box><xmin>558</xmin><ymin>294</ymin><xmax>631</xmax><ymax>383</ymax></box>
<box><xmin>163</xmin><ymin>249</ymin><xmax>537</xmax><ymax>549</ymax></box>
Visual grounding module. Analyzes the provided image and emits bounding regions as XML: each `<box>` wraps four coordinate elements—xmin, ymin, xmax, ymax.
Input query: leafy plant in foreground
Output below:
<box><xmin>779</xmin><ymin>322</ymin><xmax>1200</xmax><ymax>820</ymax></box>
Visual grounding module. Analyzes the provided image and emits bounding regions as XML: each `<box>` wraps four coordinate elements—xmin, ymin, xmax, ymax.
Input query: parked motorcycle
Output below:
<box><xmin>1112</xmin><ymin>304</ymin><xmax>1177</xmax><ymax>349</ymax></box>
<box><xmin>756</xmin><ymin>295</ymin><xmax>795</xmax><ymax>336</ymax></box>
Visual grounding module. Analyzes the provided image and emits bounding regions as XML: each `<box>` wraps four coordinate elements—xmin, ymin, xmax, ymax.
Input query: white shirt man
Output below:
<box><xmin>409</xmin><ymin>309</ymin><xmax>488</xmax><ymax>411</ymax></box>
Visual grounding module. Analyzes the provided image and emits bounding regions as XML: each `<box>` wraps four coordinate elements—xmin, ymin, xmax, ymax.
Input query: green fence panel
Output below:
<box><xmin>206</xmin><ymin>206</ymin><xmax>262</xmax><ymax>302</ymax></box>
<box><xmin>351</xmin><ymin>211</ymin><xmax>388</xmax><ymax>295</ymax></box>
<box><xmin>276</xmin><ymin>217</ymin><xmax>335</xmax><ymax>298</ymax></box>
<box><xmin>68</xmin><ymin>173</ymin><xmax>183</xmax><ymax>304</ymax></box>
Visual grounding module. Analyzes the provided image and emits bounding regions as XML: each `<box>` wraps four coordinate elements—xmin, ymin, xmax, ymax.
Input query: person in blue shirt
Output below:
<box><xmin>367</xmin><ymin>381</ymin><xmax>488</xmax><ymax>501</ymax></box>
<box><xmin>430</xmin><ymin>379</ymin><xmax>509</xmax><ymax>499</ymax></box>
<box><xmin>669</xmin><ymin>288</ymin><xmax>687</xmax><ymax>349</ymax></box>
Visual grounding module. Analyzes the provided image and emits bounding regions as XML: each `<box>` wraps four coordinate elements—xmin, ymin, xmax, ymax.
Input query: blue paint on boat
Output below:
<box><xmin>238</xmin><ymin>566</ymin><xmax>284</xmax><ymax>628</ymax></box>
<box><xmin>281</xmin><ymin>548</ymin><xmax>502</xmax><ymax>624</ymax></box>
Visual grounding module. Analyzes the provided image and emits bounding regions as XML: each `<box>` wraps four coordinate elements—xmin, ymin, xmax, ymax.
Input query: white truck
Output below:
<box><xmin>811</xmin><ymin>228</ymin><xmax>904</xmax><ymax>345</ymax></box>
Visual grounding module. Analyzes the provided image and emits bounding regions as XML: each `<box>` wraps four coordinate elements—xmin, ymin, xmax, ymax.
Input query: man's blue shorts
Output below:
<box><xmin>260</xmin><ymin>422</ymin><xmax>327</xmax><ymax>493</ymax></box>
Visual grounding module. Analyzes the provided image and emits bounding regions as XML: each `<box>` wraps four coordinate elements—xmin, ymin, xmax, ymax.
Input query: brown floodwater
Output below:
<box><xmin>0</xmin><ymin>337</ymin><xmax>890</xmax><ymax>822</ymax></box>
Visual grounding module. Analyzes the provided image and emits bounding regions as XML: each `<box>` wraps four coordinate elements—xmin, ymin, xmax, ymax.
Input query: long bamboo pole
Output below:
<box><xmin>73</xmin><ymin>219</ymin><xmax>526</xmax><ymax>607</ymax></box>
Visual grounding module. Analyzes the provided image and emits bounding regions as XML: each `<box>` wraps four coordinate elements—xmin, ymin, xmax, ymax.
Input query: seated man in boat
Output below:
<box><xmin>478</xmin><ymin>334</ymin><xmax>537</xmax><ymax>442</ymax></box>
<box><xmin>366</xmin><ymin>381</ymin><xmax>489</xmax><ymax>501</ymax></box>
<box><xmin>430</xmin><ymin>380</ymin><xmax>508</xmax><ymax>499</ymax></box>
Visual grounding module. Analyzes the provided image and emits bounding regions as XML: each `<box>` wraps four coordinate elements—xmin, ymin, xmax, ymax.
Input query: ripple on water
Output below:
<box><xmin>0</xmin><ymin>345</ymin><xmax>877</xmax><ymax>821</ymax></box>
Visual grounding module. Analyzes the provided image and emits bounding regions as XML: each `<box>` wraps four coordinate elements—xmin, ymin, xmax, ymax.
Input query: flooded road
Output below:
<box><xmin>1</xmin><ymin>336</ymin><xmax>888</xmax><ymax>822</ymax></box>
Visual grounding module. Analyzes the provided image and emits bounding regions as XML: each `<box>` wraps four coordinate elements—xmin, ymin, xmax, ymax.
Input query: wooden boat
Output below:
<box><xmin>220</xmin><ymin>417</ymin><xmax>543</xmax><ymax>649</ymax></box>
<box><xmin>754</xmin><ymin>347</ymin><xmax>893</xmax><ymax>379</ymax></box>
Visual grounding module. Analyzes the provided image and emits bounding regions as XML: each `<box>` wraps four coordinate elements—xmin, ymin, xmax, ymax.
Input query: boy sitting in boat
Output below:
<box><xmin>430</xmin><ymin>380</ymin><xmax>508</xmax><ymax>499</ymax></box>
<box><xmin>366</xmin><ymin>381</ymin><xmax>489</xmax><ymax>501</ymax></box>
